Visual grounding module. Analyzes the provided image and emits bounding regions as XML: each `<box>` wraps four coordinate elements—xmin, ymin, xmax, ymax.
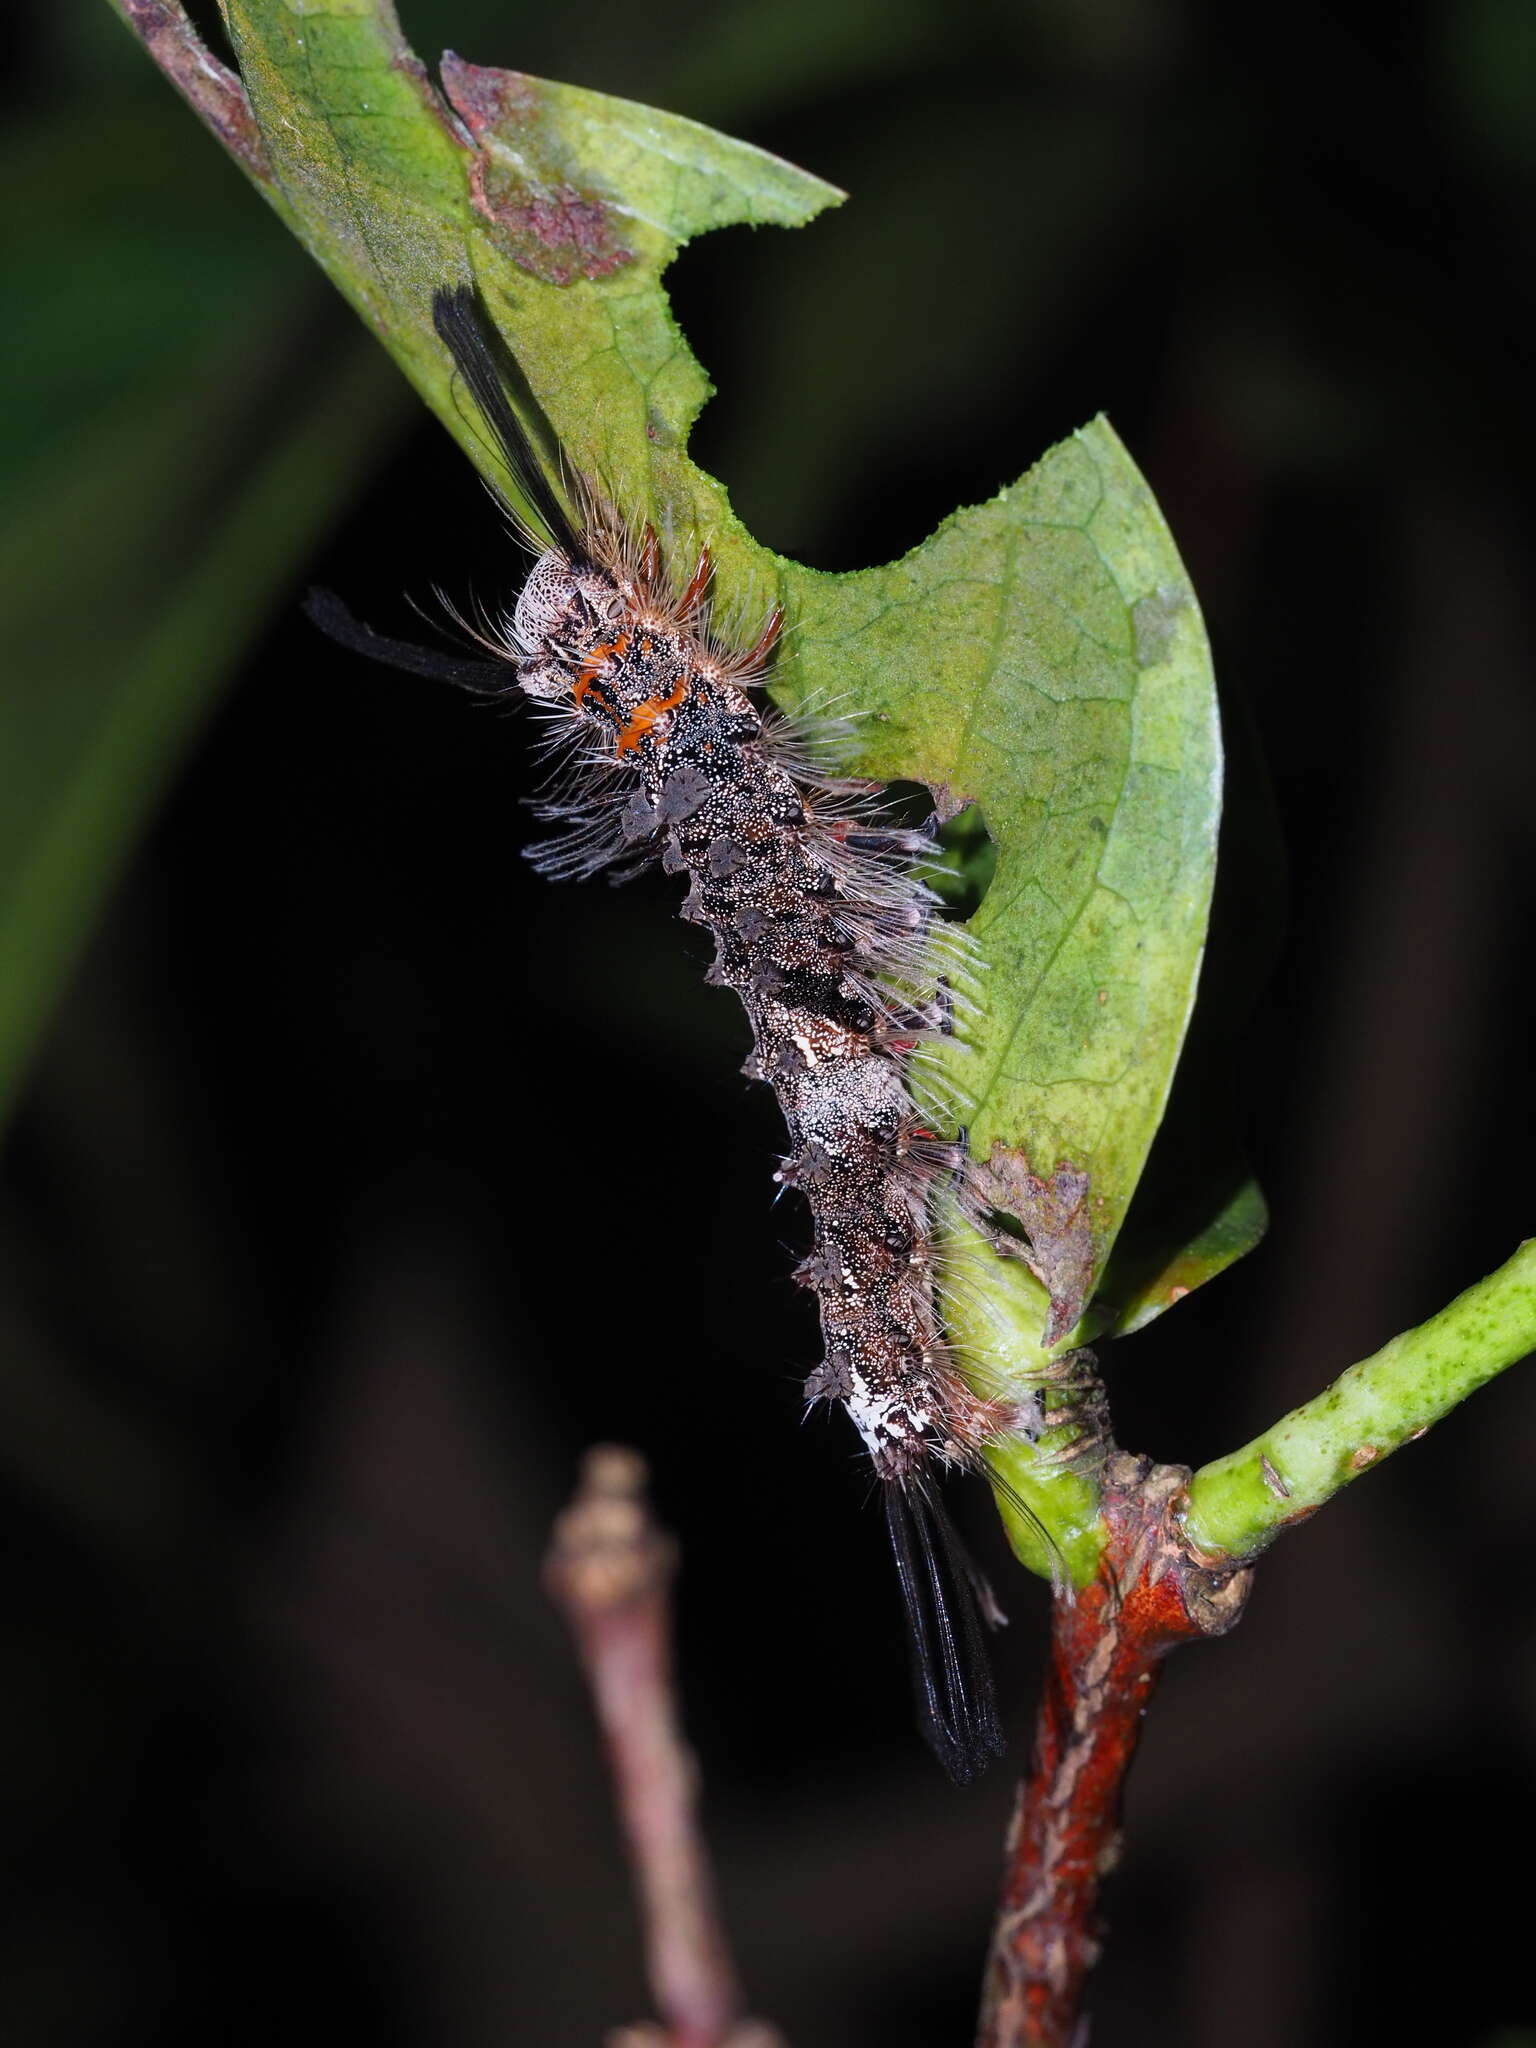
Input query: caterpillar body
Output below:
<box><xmin>311</xmin><ymin>285</ymin><xmax>1048</xmax><ymax>1781</ymax></box>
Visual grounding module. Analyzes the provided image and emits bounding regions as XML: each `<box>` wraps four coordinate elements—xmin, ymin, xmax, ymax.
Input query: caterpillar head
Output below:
<box><xmin>514</xmin><ymin>551</ymin><xmax>628</xmax><ymax>701</ymax></box>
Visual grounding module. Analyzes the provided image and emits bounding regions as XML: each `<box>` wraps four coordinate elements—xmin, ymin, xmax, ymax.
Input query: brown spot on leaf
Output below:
<box><xmin>440</xmin><ymin>53</ymin><xmax>633</xmax><ymax>285</ymax></box>
<box><xmin>926</xmin><ymin>780</ymin><xmax>973</xmax><ymax>825</ymax></box>
<box><xmin>1131</xmin><ymin>582</ymin><xmax>1189</xmax><ymax>667</ymax></box>
<box><xmin>1349</xmin><ymin>1443</ymin><xmax>1379</xmax><ymax>1470</ymax></box>
<box><xmin>441</xmin><ymin>55</ymin><xmax>540</xmax><ymax>128</ymax></box>
<box><xmin>980</xmin><ymin>1147</ymin><xmax>1096</xmax><ymax>1345</ymax></box>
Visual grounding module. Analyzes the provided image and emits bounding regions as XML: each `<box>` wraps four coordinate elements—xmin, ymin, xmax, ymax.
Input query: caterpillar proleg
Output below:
<box><xmin>311</xmin><ymin>285</ymin><xmax>1057</xmax><ymax>1781</ymax></box>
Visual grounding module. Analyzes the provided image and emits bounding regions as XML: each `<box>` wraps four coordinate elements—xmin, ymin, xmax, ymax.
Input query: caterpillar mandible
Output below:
<box><xmin>310</xmin><ymin>285</ymin><xmax>1054</xmax><ymax>1782</ymax></box>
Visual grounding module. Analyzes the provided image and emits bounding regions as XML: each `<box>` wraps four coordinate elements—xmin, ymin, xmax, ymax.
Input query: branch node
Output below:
<box><xmin>546</xmin><ymin>1443</ymin><xmax>674</xmax><ymax>1612</ymax></box>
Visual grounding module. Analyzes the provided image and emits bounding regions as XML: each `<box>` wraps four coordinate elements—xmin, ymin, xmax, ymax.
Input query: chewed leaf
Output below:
<box><xmin>781</xmin><ymin>428</ymin><xmax>1226</xmax><ymax>1347</ymax></box>
<box><xmin>217</xmin><ymin>0</ymin><xmax>842</xmax><ymax>565</ymax></box>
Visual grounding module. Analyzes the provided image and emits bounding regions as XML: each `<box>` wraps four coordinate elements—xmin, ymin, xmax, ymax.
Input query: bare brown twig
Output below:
<box><xmin>546</xmin><ymin>1447</ymin><xmax>785</xmax><ymax>2048</ymax></box>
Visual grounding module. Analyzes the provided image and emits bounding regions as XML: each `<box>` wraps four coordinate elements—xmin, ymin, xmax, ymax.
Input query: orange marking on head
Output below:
<box><xmin>573</xmin><ymin>631</ymin><xmax>630</xmax><ymax>707</ymax></box>
<box><xmin>614</xmin><ymin>674</ymin><xmax>693</xmax><ymax>756</ymax></box>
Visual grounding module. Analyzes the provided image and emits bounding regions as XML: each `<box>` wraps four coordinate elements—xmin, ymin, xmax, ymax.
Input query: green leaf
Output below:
<box><xmin>1093</xmin><ymin>683</ymin><xmax>1282</xmax><ymax>1336</ymax></box>
<box><xmin>782</xmin><ymin>429</ymin><xmax>1224</xmax><ymax>1356</ymax></box>
<box><xmin>117</xmin><ymin>1</ymin><xmax>1245</xmax><ymax>1572</ymax></box>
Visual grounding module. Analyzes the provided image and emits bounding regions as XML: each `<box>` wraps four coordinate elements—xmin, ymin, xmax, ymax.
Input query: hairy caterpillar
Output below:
<box><xmin>310</xmin><ymin>285</ymin><xmax>1056</xmax><ymax>1782</ymax></box>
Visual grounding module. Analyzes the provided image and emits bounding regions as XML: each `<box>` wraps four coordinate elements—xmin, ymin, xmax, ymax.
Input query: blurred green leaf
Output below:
<box><xmin>0</xmin><ymin>338</ymin><xmax>403</xmax><ymax>1129</ymax></box>
<box><xmin>0</xmin><ymin>94</ymin><xmax>406</xmax><ymax>1127</ymax></box>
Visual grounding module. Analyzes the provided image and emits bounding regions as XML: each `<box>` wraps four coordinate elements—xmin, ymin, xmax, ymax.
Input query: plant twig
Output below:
<box><xmin>976</xmin><ymin>1455</ymin><xmax>1251</xmax><ymax>2048</ymax></box>
<box><xmin>546</xmin><ymin>1447</ymin><xmax>784</xmax><ymax>2048</ymax></box>
<box><xmin>1182</xmin><ymin>1240</ymin><xmax>1536</xmax><ymax>1561</ymax></box>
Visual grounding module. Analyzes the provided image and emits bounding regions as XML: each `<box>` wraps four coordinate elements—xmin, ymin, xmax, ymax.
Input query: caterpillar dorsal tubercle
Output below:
<box><xmin>309</xmin><ymin>284</ymin><xmax>1065</xmax><ymax>1782</ymax></box>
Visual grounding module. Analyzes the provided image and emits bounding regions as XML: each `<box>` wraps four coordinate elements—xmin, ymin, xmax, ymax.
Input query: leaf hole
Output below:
<box><xmin>873</xmin><ymin>786</ymin><xmax>995</xmax><ymax>921</ymax></box>
<box><xmin>931</xmin><ymin>802</ymin><xmax>996</xmax><ymax>922</ymax></box>
<box><xmin>984</xmin><ymin>1205</ymin><xmax>1031</xmax><ymax>1251</ymax></box>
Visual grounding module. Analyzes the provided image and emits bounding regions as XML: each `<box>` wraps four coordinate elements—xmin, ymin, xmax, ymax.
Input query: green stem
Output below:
<box><xmin>942</xmin><ymin>1214</ymin><xmax>1107</xmax><ymax>1587</ymax></box>
<box><xmin>1182</xmin><ymin>1241</ymin><xmax>1536</xmax><ymax>1561</ymax></box>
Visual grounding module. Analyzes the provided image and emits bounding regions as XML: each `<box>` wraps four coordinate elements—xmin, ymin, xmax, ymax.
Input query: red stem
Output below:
<box><xmin>977</xmin><ymin>1456</ymin><xmax>1252</xmax><ymax>2048</ymax></box>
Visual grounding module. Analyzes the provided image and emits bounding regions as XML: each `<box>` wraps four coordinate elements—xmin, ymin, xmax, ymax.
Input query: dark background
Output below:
<box><xmin>4</xmin><ymin>3</ymin><xmax>1535</xmax><ymax>2043</ymax></box>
